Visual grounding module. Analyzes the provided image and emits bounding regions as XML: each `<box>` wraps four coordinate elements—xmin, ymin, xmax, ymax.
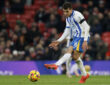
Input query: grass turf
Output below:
<box><xmin>0</xmin><ymin>75</ymin><xmax>110</xmax><ymax>85</ymax></box>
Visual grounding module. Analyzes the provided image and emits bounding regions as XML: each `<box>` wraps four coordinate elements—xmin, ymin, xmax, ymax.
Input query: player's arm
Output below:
<box><xmin>49</xmin><ymin>19</ymin><xmax>70</xmax><ymax>48</ymax></box>
<box><xmin>75</xmin><ymin>11</ymin><xmax>90</xmax><ymax>51</ymax></box>
<box><xmin>80</xmin><ymin>15</ymin><xmax>90</xmax><ymax>51</ymax></box>
<box><xmin>57</xmin><ymin>28</ymin><xmax>70</xmax><ymax>42</ymax></box>
<box><xmin>49</xmin><ymin>28</ymin><xmax>70</xmax><ymax>48</ymax></box>
<box><xmin>57</xmin><ymin>18</ymin><xmax>70</xmax><ymax>42</ymax></box>
<box><xmin>75</xmin><ymin>11</ymin><xmax>90</xmax><ymax>41</ymax></box>
<box><xmin>81</xmin><ymin>20</ymin><xmax>90</xmax><ymax>51</ymax></box>
<box><xmin>80</xmin><ymin>20</ymin><xmax>90</xmax><ymax>41</ymax></box>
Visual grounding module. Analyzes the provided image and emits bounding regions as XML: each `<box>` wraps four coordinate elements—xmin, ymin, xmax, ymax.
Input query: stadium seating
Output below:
<box><xmin>2</xmin><ymin>0</ymin><xmax>59</xmax><ymax>30</ymax></box>
<box><xmin>102</xmin><ymin>32</ymin><xmax>110</xmax><ymax>49</ymax></box>
<box><xmin>102</xmin><ymin>32</ymin><xmax>110</xmax><ymax>39</ymax></box>
<box><xmin>37</xmin><ymin>22</ymin><xmax>46</xmax><ymax>34</ymax></box>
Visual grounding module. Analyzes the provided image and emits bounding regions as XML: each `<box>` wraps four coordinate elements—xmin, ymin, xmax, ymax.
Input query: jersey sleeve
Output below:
<box><xmin>81</xmin><ymin>21</ymin><xmax>90</xmax><ymax>41</ymax></box>
<box><xmin>57</xmin><ymin>18</ymin><xmax>70</xmax><ymax>42</ymax></box>
<box><xmin>75</xmin><ymin>11</ymin><xmax>90</xmax><ymax>41</ymax></box>
<box><xmin>74</xmin><ymin>11</ymin><xmax>85</xmax><ymax>23</ymax></box>
<box><xmin>57</xmin><ymin>28</ymin><xmax>70</xmax><ymax>42</ymax></box>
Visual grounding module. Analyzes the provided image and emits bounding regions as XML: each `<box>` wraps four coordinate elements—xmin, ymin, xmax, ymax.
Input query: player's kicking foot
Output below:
<box><xmin>44</xmin><ymin>64</ymin><xmax>58</xmax><ymax>70</ymax></box>
<box><xmin>79</xmin><ymin>73</ymin><xmax>90</xmax><ymax>83</ymax></box>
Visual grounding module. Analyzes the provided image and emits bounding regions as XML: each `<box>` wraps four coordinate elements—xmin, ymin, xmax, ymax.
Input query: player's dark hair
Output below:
<box><xmin>62</xmin><ymin>2</ymin><xmax>72</xmax><ymax>10</ymax></box>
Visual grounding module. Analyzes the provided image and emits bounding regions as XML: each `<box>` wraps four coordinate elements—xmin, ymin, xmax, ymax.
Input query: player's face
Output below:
<box><xmin>63</xmin><ymin>8</ymin><xmax>72</xmax><ymax>17</ymax></box>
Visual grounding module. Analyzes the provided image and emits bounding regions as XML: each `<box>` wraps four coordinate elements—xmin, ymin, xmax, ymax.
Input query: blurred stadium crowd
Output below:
<box><xmin>0</xmin><ymin>0</ymin><xmax>110</xmax><ymax>61</ymax></box>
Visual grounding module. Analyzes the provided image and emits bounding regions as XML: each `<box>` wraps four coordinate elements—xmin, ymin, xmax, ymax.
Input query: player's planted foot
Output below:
<box><xmin>79</xmin><ymin>73</ymin><xmax>90</xmax><ymax>83</ymax></box>
<box><xmin>44</xmin><ymin>64</ymin><xmax>58</xmax><ymax>70</ymax></box>
<box><xmin>66</xmin><ymin>72</ymin><xmax>72</xmax><ymax>78</ymax></box>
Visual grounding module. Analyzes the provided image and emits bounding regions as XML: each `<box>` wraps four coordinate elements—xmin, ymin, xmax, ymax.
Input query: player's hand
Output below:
<box><xmin>49</xmin><ymin>41</ymin><xmax>60</xmax><ymax>48</ymax></box>
<box><xmin>82</xmin><ymin>41</ymin><xmax>88</xmax><ymax>52</ymax></box>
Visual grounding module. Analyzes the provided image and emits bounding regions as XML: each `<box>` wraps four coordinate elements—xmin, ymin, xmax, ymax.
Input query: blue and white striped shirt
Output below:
<box><xmin>66</xmin><ymin>10</ymin><xmax>90</xmax><ymax>39</ymax></box>
<box><xmin>57</xmin><ymin>10</ymin><xmax>90</xmax><ymax>42</ymax></box>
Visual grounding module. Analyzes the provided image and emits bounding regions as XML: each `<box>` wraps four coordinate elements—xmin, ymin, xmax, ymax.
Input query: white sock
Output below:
<box><xmin>75</xmin><ymin>57</ymin><xmax>87</xmax><ymax>76</ymax></box>
<box><xmin>66</xmin><ymin>56</ymin><xmax>72</xmax><ymax>74</ymax></box>
<box><xmin>55</xmin><ymin>53</ymin><xmax>71</xmax><ymax>66</ymax></box>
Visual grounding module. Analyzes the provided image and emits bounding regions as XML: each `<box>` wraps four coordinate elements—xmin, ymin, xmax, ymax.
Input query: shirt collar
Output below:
<box><xmin>69</xmin><ymin>10</ymin><xmax>74</xmax><ymax>17</ymax></box>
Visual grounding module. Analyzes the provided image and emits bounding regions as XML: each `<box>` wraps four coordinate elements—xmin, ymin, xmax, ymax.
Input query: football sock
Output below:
<box><xmin>55</xmin><ymin>53</ymin><xmax>71</xmax><ymax>66</ymax></box>
<box><xmin>66</xmin><ymin>56</ymin><xmax>72</xmax><ymax>74</ymax></box>
<box><xmin>75</xmin><ymin>57</ymin><xmax>87</xmax><ymax>76</ymax></box>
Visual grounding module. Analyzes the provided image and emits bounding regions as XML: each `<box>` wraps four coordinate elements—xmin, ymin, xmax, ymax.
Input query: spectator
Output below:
<box><xmin>0</xmin><ymin>1</ymin><xmax>5</xmax><ymax>14</ymax></box>
<box><xmin>21</xmin><ymin>27</ymin><xmax>30</xmax><ymax>44</ymax></box>
<box><xmin>36</xmin><ymin>44</ymin><xmax>45</xmax><ymax>60</ymax></box>
<box><xmin>85</xmin><ymin>44</ymin><xmax>96</xmax><ymax>60</ymax></box>
<box><xmin>3</xmin><ymin>1</ymin><xmax>11</xmax><ymax>14</ymax></box>
<box><xmin>11</xmin><ymin>33</ymin><xmax>18</xmax><ymax>43</ymax></box>
<box><xmin>75</xmin><ymin>1</ymin><xmax>84</xmax><ymax>13</ymax></box>
<box><xmin>52</xmin><ymin>7</ymin><xmax>61</xmax><ymax>25</ymax></box>
<box><xmin>28</xmin><ymin>47</ymin><xmax>36</xmax><ymax>60</ymax></box>
<box><xmin>90</xmin><ymin>19</ymin><xmax>102</xmax><ymax>35</ymax></box>
<box><xmin>44</xmin><ymin>7</ymin><xmax>61</xmax><ymax>24</ymax></box>
<box><xmin>0</xmin><ymin>40</ymin><xmax>5</xmax><ymax>54</ymax></box>
<box><xmin>82</xmin><ymin>9</ymin><xmax>89</xmax><ymax>20</ymax></box>
<box><xmin>46</xmin><ymin>14</ymin><xmax>59</xmax><ymax>29</ymax></box>
<box><xmin>12</xmin><ymin>50</ymin><xmax>24</xmax><ymax>60</ymax></box>
<box><xmin>44</xmin><ymin>47</ymin><xmax>53</xmax><ymax>60</ymax></box>
<box><xmin>0</xmin><ymin>15</ymin><xmax>9</xmax><ymax>31</ymax></box>
<box><xmin>87</xmin><ymin>7</ymin><xmax>99</xmax><ymax>26</ymax></box>
<box><xmin>34</xmin><ymin>6</ymin><xmax>45</xmax><ymax>23</ymax></box>
<box><xmin>28</xmin><ymin>23</ymin><xmax>41</xmax><ymax>43</ymax></box>
<box><xmin>14</xmin><ymin>24</ymin><xmax>21</xmax><ymax>36</ymax></box>
<box><xmin>49</xmin><ymin>28</ymin><xmax>59</xmax><ymax>41</ymax></box>
<box><xmin>5</xmin><ymin>39</ymin><xmax>13</xmax><ymax>51</ymax></box>
<box><xmin>14</xmin><ymin>35</ymin><xmax>27</xmax><ymax>51</ymax></box>
<box><xmin>93</xmin><ymin>34</ymin><xmax>107</xmax><ymax>60</ymax></box>
<box><xmin>104</xmin><ymin>12</ymin><xmax>110</xmax><ymax>31</ymax></box>
<box><xmin>10</xmin><ymin>0</ymin><xmax>26</xmax><ymax>14</ymax></box>
<box><xmin>51</xmin><ymin>46</ymin><xmax>61</xmax><ymax>60</ymax></box>
<box><xmin>84</xmin><ymin>54</ymin><xmax>91</xmax><ymax>61</ymax></box>
<box><xmin>98</xmin><ymin>0</ymin><xmax>105</xmax><ymax>13</ymax></box>
<box><xmin>0</xmin><ymin>48</ymin><xmax>13</xmax><ymax>61</ymax></box>
<box><xmin>97</xmin><ymin>13</ymin><xmax>105</xmax><ymax>32</ymax></box>
<box><xmin>87</xmin><ymin>0</ymin><xmax>94</xmax><ymax>13</ymax></box>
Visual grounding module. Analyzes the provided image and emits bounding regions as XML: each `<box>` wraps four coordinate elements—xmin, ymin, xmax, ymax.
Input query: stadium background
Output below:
<box><xmin>0</xmin><ymin>0</ymin><xmax>110</xmax><ymax>76</ymax></box>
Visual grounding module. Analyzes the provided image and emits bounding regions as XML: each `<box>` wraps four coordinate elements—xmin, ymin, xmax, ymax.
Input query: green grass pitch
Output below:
<box><xmin>0</xmin><ymin>75</ymin><xmax>110</xmax><ymax>85</ymax></box>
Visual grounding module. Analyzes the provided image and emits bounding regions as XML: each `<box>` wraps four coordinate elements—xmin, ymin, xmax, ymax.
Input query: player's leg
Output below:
<box><xmin>70</xmin><ymin>53</ymin><xmax>85</xmax><ymax>77</ymax></box>
<box><xmin>73</xmin><ymin>50</ymin><xmax>89</xmax><ymax>83</ymax></box>
<box><xmin>55</xmin><ymin>46</ymin><xmax>73</xmax><ymax>65</ymax></box>
<box><xmin>71</xmin><ymin>37</ymin><xmax>89</xmax><ymax>83</ymax></box>
<box><xmin>44</xmin><ymin>46</ymin><xmax>73</xmax><ymax>70</ymax></box>
<box><xmin>66</xmin><ymin>56</ymin><xmax>72</xmax><ymax>78</ymax></box>
<box><xmin>70</xmin><ymin>63</ymin><xmax>80</xmax><ymax>77</ymax></box>
<box><xmin>73</xmin><ymin>51</ymin><xmax>87</xmax><ymax>76</ymax></box>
